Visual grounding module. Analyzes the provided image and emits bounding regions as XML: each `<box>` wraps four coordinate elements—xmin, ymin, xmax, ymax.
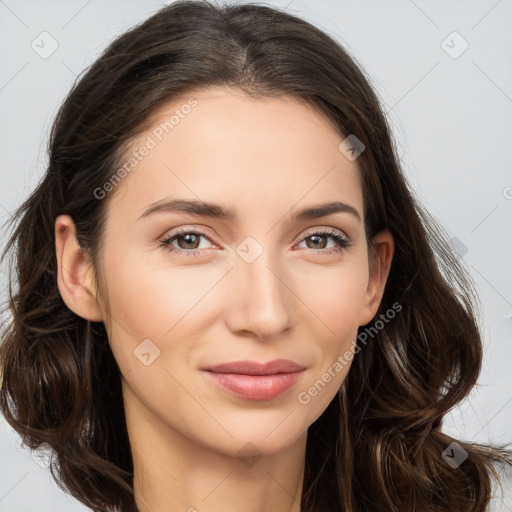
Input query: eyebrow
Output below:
<box><xmin>137</xmin><ymin>198</ymin><xmax>361</xmax><ymax>223</ymax></box>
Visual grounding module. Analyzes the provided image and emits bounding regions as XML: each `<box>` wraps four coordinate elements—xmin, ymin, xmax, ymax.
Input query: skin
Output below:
<box><xmin>55</xmin><ymin>86</ymin><xmax>394</xmax><ymax>512</ymax></box>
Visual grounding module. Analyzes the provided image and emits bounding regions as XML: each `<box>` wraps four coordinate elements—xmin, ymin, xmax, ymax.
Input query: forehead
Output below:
<box><xmin>106</xmin><ymin>86</ymin><xmax>363</xmax><ymax>224</ymax></box>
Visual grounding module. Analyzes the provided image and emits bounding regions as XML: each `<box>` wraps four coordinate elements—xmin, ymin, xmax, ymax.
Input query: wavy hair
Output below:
<box><xmin>1</xmin><ymin>1</ymin><xmax>511</xmax><ymax>511</ymax></box>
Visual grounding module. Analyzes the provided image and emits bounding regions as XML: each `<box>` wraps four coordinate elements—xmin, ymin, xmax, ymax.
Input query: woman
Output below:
<box><xmin>1</xmin><ymin>1</ymin><xmax>510</xmax><ymax>511</ymax></box>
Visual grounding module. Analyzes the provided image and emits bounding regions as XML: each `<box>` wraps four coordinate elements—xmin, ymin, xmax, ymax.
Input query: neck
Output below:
<box><xmin>123</xmin><ymin>383</ymin><xmax>306</xmax><ymax>512</ymax></box>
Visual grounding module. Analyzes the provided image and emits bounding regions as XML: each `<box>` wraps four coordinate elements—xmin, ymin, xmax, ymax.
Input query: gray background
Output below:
<box><xmin>0</xmin><ymin>0</ymin><xmax>511</xmax><ymax>510</ymax></box>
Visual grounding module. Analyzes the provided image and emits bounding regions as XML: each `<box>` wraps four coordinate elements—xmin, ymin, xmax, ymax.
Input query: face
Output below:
<box><xmin>59</xmin><ymin>86</ymin><xmax>393</xmax><ymax>458</ymax></box>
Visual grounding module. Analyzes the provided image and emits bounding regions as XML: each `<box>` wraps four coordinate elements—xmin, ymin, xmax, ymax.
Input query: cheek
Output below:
<box><xmin>100</xmin><ymin>247</ymin><xmax>226</xmax><ymax>370</ymax></box>
<box><xmin>297</xmin><ymin>256</ymin><xmax>369</xmax><ymax>337</ymax></box>
<box><xmin>292</xmin><ymin>258</ymin><xmax>369</xmax><ymax>411</ymax></box>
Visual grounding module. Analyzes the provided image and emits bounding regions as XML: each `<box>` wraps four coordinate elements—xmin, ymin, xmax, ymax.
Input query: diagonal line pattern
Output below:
<box><xmin>266</xmin><ymin>164</ymin><xmax>337</xmax><ymax>234</ymax></box>
<box><xmin>61</xmin><ymin>61</ymin><xmax>77</xmax><ymax>77</ymax></box>
<box><xmin>163</xmin><ymin>163</ymin><xmax>236</xmax><ymax>240</ymax></box>
<box><xmin>61</xmin><ymin>0</ymin><xmax>92</xmax><ymax>30</ymax></box>
<box><xmin>0</xmin><ymin>62</ymin><xmax>29</xmax><ymax>93</ymax></box>
<box><xmin>471</xmin><ymin>0</ymin><xmax>504</xmax><ymax>30</ymax></box>
<box><xmin>163</xmin><ymin>266</ymin><xmax>234</xmax><ymax>337</ymax></box>
<box><xmin>386</xmin><ymin>62</ymin><xmax>439</xmax><ymax>113</ymax></box>
<box><xmin>0</xmin><ymin>471</ymin><xmax>29</xmax><ymax>503</ymax></box>
<box><xmin>470</xmin><ymin>204</ymin><xmax>499</xmax><ymax>233</ymax></box>
<box><xmin>200</xmin><ymin>470</ymin><xmax>233</xmax><ymax>502</ymax></box>
<box><xmin>472</xmin><ymin>61</ymin><xmax>512</xmax><ymax>104</ymax></box>
<box><xmin>472</xmin><ymin>398</ymin><xmax>512</xmax><ymax>439</ymax></box>
<box><xmin>265</xmin><ymin>410</ymin><xmax>294</xmax><ymax>438</ymax></box>
<box><xmin>0</xmin><ymin>202</ymin><xmax>11</xmax><ymax>215</ymax></box>
<box><xmin>470</xmin><ymin>264</ymin><xmax>512</xmax><ymax>307</ymax></box>
<box><xmin>407</xmin><ymin>0</ymin><xmax>439</xmax><ymax>28</ymax></box>
<box><xmin>163</xmin><ymin>367</ymin><xmax>234</xmax><ymax>438</ymax></box>
<box><xmin>265</xmin><ymin>265</ymin><xmax>336</xmax><ymax>336</ymax></box>
<box><xmin>265</xmin><ymin>469</ymin><xmax>302</xmax><ymax>508</ymax></box>
<box><xmin>0</xmin><ymin>0</ymin><xmax>29</xmax><ymax>28</ymax></box>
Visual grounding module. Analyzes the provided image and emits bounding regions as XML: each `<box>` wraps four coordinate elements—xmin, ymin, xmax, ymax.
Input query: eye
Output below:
<box><xmin>158</xmin><ymin>227</ymin><xmax>351</xmax><ymax>258</ymax></box>
<box><xmin>158</xmin><ymin>228</ymin><xmax>216</xmax><ymax>257</ymax></box>
<box><xmin>295</xmin><ymin>228</ymin><xmax>351</xmax><ymax>255</ymax></box>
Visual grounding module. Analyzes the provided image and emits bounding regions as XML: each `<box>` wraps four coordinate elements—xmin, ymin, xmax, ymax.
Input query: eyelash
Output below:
<box><xmin>158</xmin><ymin>227</ymin><xmax>351</xmax><ymax>258</ymax></box>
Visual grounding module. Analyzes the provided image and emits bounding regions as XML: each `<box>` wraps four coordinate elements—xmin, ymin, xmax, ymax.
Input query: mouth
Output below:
<box><xmin>202</xmin><ymin>359</ymin><xmax>305</xmax><ymax>375</ymax></box>
<box><xmin>202</xmin><ymin>359</ymin><xmax>306</xmax><ymax>401</ymax></box>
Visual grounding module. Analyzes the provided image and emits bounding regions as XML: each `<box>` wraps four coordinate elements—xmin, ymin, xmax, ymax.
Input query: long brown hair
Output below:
<box><xmin>1</xmin><ymin>1</ymin><xmax>510</xmax><ymax>511</ymax></box>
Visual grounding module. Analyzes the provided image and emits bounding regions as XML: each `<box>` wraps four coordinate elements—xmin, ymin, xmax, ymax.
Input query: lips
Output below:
<box><xmin>202</xmin><ymin>359</ymin><xmax>305</xmax><ymax>375</ymax></box>
<box><xmin>202</xmin><ymin>359</ymin><xmax>306</xmax><ymax>401</ymax></box>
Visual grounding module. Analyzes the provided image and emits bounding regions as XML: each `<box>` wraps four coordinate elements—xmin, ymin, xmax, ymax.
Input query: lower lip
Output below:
<box><xmin>204</xmin><ymin>370</ymin><xmax>304</xmax><ymax>401</ymax></box>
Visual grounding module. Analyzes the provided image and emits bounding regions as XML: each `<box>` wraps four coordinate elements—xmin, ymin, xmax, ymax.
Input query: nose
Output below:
<box><xmin>224</xmin><ymin>252</ymin><xmax>293</xmax><ymax>341</ymax></box>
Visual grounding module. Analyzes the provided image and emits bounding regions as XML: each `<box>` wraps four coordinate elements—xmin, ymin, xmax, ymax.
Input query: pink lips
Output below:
<box><xmin>202</xmin><ymin>359</ymin><xmax>305</xmax><ymax>401</ymax></box>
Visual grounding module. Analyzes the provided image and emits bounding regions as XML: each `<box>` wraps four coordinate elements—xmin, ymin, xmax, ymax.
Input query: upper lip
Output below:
<box><xmin>203</xmin><ymin>359</ymin><xmax>305</xmax><ymax>375</ymax></box>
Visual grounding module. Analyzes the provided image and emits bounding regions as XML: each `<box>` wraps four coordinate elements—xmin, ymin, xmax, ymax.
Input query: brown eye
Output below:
<box><xmin>159</xmin><ymin>229</ymin><xmax>215</xmax><ymax>257</ymax></box>
<box><xmin>305</xmin><ymin>234</ymin><xmax>328</xmax><ymax>249</ymax></box>
<box><xmin>296</xmin><ymin>229</ymin><xmax>350</xmax><ymax>255</ymax></box>
<box><xmin>174</xmin><ymin>233</ymin><xmax>201</xmax><ymax>250</ymax></box>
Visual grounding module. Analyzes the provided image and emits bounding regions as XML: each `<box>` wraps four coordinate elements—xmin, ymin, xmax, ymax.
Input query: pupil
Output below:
<box><xmin>309</xmin><ymin>235</ymin><xmax>326</xmax><ymax>249</ymax></box>
<box><xmin>182</xmin><ymin>234</ymin><xmax>198</xmax><ymax>249</ymax></box>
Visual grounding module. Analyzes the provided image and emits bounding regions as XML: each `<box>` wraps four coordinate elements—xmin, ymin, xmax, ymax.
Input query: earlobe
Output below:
<box><xmin>360</xmin><ymin>229</ymin><xmax>395</xmax><ymax>325</ymax></box>
<box><xmin>55</xmin><ymin>215</ymin><xmax>104</xmax><ymax>322</ymax></box>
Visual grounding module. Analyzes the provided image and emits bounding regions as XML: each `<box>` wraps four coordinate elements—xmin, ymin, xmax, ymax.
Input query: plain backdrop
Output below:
<box><xmin>0</xmin><ymin>0</ymin><xmax>511</xmax><ymax>510</ymax></box>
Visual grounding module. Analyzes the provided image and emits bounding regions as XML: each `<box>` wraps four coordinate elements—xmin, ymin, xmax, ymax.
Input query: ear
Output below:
<box><xmin>55</xmin><ymin>215</ymin><xmax>104</xmax><ymax>322</ymax></box>
<box><xmin>359</xmin><ymin>229</ymin><xmax>394</xmax><ymax>326</ymax></box>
